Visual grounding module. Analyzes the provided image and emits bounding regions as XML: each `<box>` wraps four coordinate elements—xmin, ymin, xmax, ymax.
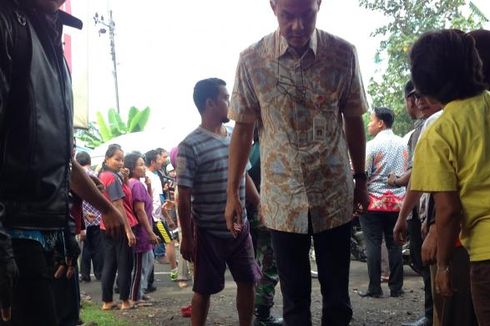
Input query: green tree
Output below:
<box><xmin>359</xmin><ymin>0</ymin><xmax>487</xmax><ymax>136</ymax></box>
<box><xmin>75</xmin><ymin>106</ymin><xmax>151</xmax><ymax>148</ymax></box>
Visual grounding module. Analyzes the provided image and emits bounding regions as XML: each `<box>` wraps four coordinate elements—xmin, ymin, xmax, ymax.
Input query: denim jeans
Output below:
<box><xmin>271</xmin><ymin>222</ymin><xmax>352</xmax><ymax>326</ymax></box>
<box><xmin>360</xmin><ymin>212</ymin><xmax>403</xmax><ymax>294</ymax></box>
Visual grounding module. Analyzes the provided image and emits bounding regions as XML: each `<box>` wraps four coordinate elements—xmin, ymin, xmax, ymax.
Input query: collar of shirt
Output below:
<box><xmin>414</xmin><ymin>118</ymin><xmax>426</xmax><ymax>129</ymax></box>
<box><xmin>373</xmin><ymin>128</ymin><xmax>394</xmax><ymax>141</ymax></box>
<box><xmin>274</xmin><ymin>29</ymin><xmax>318</xmax><ymax>59</ymax></box>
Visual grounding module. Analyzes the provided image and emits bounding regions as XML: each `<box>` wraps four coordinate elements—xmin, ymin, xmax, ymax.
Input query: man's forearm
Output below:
<box><xmin>245</xmin><ymin>174</ymin><xmax>260</xmax><ymax>207</ymax></box>
<box><xmin>70</xmin><ymin>161</ymin><xmax>112</xmax><ymax>214</ymax></box>
<box><xmin>228</xmin><ymin>122</ymin><xmax>254</xmax><ymax>196</ymax></box>
<box><xmin>396</xmin><ymin>170</ymin><xmax>412</xmax><ymax>187</ymax></box>
<box><xmin>399</xmin><ymin>180</ymin><xmax>423</xmax><ymax>221</ymax></box>
<box><xmin>344</xmin><ymin>116</ymin><xmax>366</xmax><ymax>174</ymax></box>
<box><xmin>177</xmin><ymin>191</ymin><xmax>193</xmax><ymax>240</ymax></box>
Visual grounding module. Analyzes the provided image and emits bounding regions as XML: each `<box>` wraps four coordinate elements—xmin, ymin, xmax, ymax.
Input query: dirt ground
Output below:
<box><xmin>80</xmin><ymin>259</ymin><xmax>427</xmax><ymax>326</ymax></box>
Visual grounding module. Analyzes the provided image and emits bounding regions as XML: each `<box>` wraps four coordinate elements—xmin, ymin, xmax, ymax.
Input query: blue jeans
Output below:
<box><xmin>271</xmin><ymin>222</ymin><xmax>352</xmax><ymax>326</ymax></box>
<box><xmin>360</xmin><ymin>211</ymin><xmax>403</xmax><ymax>294</ymax></box>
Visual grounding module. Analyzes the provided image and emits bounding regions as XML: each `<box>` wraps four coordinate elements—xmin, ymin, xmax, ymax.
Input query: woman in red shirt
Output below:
<box><xmin>98</xmin><ymin>144</ymin><xmax>137</xmax><ymax>310</ymax></box>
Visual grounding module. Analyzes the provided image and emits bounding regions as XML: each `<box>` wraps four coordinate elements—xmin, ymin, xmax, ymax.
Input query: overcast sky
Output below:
<box><xmin>69</xmin><ymin>0</ymin><xmax>490</xmax><ymax>142</ymax></box>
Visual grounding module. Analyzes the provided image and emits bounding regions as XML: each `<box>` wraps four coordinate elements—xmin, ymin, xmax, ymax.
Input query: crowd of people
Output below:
<box><xmin>1</xmin><ymin>0</ymin><xmax>490</xmax><ymax>326</ymax></box>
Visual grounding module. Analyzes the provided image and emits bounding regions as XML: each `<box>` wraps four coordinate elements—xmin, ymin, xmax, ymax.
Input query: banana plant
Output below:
<box><xmin>76</xmin><ymin>106</ymin><xmax>151</xmax><ymax>148</ymax></box>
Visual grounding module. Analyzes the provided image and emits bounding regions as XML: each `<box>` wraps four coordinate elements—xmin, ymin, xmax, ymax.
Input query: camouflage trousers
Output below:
<box><xmin>250</xmin><ymin>215</ymin><xmax>279</xmax><ymax>308</ymax></box>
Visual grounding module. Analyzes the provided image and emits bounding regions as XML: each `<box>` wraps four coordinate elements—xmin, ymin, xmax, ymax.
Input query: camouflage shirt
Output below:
<box><xmin>229</xmin><ymin>29</ymin><xmax>368</xmax><ymax>234</ymax></box>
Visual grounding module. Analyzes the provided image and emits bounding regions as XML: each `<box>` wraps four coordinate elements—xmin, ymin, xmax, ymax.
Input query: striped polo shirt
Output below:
<box><xmin>176</xmin><ymin>126</ymin><xmax>247</xmax><ymax>239</ymax></box>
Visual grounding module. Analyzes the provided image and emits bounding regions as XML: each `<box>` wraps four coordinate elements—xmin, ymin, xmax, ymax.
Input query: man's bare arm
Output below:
<box><xmin>245</xmin><ymin>174</ymin><xmax>260</xmax><ymax>208</ymax></box>
<box><xmin>71</xmin><ymin>161</ymin><xmax>113</xmax><ymax>215</ymax></box>
<box><xmin>177</xmin><ymin>186</ymin><xmax>193</xmax><ymax>261</ymax></box>
<box><xmin>344</xmin><ymin>116</ymin><xmax>366</xmax><ymax>175</ymax></box>
<box><xmin>344</xmin><ymin>116</ymin><xmax>369</xmax><ymax>210</ymax></box>
<box><xmin>225</xmin><ymin>122</ymin><xmax>254</xmax><ymax>237</ymax></box>
<box><xmin>228</xmin><ymin>122</ymin><xmax>255</xmax><ymax>197</ymax></box>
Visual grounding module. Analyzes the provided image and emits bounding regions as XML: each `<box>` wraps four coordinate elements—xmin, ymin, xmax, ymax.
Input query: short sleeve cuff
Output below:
<box><xmin>342</xmin><ymin>102</ymin><xmax>368</xmax><ymax>117</ymax></box>
<box><xmin>228</xmin><ymin>109</ymin><xmax>258</xmax><ymax>124</ymax></box>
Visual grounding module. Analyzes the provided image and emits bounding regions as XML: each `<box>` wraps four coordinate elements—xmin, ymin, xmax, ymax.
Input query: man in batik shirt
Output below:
<box><xmin>225</xmin><ymin>0</ymin><xmax>369</xmax><ymax>324</ymax></box>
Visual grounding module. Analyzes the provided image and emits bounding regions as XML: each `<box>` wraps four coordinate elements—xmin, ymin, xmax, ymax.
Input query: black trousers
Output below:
<box><xmin>101</xmin><ymin>232</ymin><xmax>133</xmax><ymax>302</ymax></box>
<box><xmin>360</xmin><ymin>211</ymin><xmax>403</xmax><ymax>294</ymax></box>
<box><xmin>80</xmin><ymin>225</ymin><xmax>104</xmax><ymax>280</ymax></box>
<box><xmin>52</xmin><ymin>264</ymin><xmax>81</xmax><ymax>326</ymax></box>
<box><xmin>271</xmin><ymin>222</ymin><xmax>352</xmax><ymax>326</ymax></box>
<box><xmin>8</xmin><ymin>239</ymin><xmax>58</xmax><ymax>326</ymax></box>
<box><xmin>408</xmin><ymin>216</ymin><xmax>433</xmax><ymax>321</ymax></box>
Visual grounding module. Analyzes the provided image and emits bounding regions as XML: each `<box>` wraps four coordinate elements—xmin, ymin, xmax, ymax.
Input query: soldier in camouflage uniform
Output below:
<box><xmin>247</xmin><ymin>132</ymin><xmax>283</xmax><ymax>326</ymax></box>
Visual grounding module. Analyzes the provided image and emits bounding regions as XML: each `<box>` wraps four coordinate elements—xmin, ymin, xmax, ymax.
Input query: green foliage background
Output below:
<box><xmin>75</xmin><ymin>106</ymin><xmax>151</xmax><ymax>149</ymax></box>
<box><xmin>359</xmin><ymin>0</ymin><xmax>487</xmax><ymax>137</ymax></box>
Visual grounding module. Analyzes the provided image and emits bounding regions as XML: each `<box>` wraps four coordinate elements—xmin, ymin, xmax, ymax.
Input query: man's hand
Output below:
<box><xmin>421</xmin><ymin>225</ymin><xmax>437</xmax><ymax>265</ymax></box>
<box><xmin>435</xmin><ymin>265</ymin><xmax>453</xmax><ymax>297</ymax></box>
<box><xmin>101</xmin><ymin>205</ymin><xmax>125</xmax><ymax>238</ymax></box>
<box><xmin>79</xmin><ymin>229</ymin><xmax>87</xmax><ymax>242</ymax></box>
<box><xmin>126</xmin><ymin>228</ymin><xmax>136</xmax><ymax>247</ymax></box>
<box><xmin>85</xmin><ymin>212</ymin><xmax>96</xmax><ymax>223</ymax></box>
<box><xmin>54</xmin><ymin>257</ymin><xmax>76</xmax><ymax>279</ymax></box>
<box><xmin>387</xmin><ymin>173</ymin><xmax>397</xmax><ymax>187</ymax></box>
<box><xmin>180</xmin><ymin>237</ymin><xmax>194</xmax><ymax>262</ymax></box>
<box><xmin>393</xmin><ymin>215</ymin><xmax>408</xmax><ymax>245</ymax></box>
<box><xmin>353</xmin><ymin>179</ymin><xmax>370</xmax><ymax>214</ymax></box>
<box><xmin>225</xmin><ymin>193</ymin><xmax>243</xmax><ymax>238</ymax></box>
<box><xmin>0</xmin><ymin>258</ymin><xmax>18</xmax><ymax>322</ymax></box>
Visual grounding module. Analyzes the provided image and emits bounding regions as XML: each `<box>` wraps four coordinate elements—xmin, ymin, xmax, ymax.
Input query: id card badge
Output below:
<box><xmin>313</xmin><ymin>116</ymin><xmax>327</xmax><ymax>142</ymax></box>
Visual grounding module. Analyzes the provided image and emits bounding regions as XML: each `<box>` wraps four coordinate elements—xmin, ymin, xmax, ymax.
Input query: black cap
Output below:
<box><xmin>404</xmin><ymin>80</ymin><xmax>415</xmax><ymax>98</ymax></box>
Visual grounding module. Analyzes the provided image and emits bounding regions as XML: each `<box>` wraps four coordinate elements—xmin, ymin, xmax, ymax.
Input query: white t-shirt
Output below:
<box><xmin>146</xmin><ymin>170</ymin><xmax>164</xmax><ymax>222</ymax></box>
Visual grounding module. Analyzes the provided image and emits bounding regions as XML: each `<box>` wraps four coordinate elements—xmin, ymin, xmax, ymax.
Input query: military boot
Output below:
<box><xmin>254</xmin><ymin>305</ymin><xmax>283</xmax><ymax>326</ymax></box>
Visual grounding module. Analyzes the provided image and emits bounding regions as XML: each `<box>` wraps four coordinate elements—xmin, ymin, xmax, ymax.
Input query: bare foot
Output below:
<box><xmin>120</xmin><ymin>300</ymin><xmax>134</xmax><ymax>310</ymax></box>
<box><xmin>178</xmin><ymin>281</ymin><xmax>189</xmax><ymax>288</ymax></box>
<box><xmin>101</xmin><ymin>302</ymin><xmax>116</xmax><ymax>311</ymax></box>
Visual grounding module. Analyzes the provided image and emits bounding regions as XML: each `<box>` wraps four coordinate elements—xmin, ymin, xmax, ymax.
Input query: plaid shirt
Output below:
<box><xmin>82</xmin><ymin>170</ymin><xmax>102</xmax><ymax>227</ymax></box>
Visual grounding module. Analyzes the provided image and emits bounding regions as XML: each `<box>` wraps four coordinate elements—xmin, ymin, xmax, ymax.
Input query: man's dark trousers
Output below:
<box><xmin>360</xmin><ymin>212</ymin><xmax>403</xmax><ymax>295</ymax></box>
<box><xmin>271</xmin><ymin>221</ymin><xmax>352</xmax><ymax>326</ymax></box>
<box><xmin>8</xmin><ymin>239</ymin><xmax>58</xmax><ymax>326</ymax></box>
<box><xmin>407</xmin><ymin>214</ymin><xmax>433</xmax><ymax>321</ymax></box>
<box><xmin>80</xmin><ymin>225</ymin><xmax>103</xmax><ymax>280</ymax></box>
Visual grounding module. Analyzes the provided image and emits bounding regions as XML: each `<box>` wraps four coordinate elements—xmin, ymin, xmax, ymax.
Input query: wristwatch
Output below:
<box><xmin>353</xmin><ymin>171</ymin><xmax>368</xmax><ymax>181</ymax></box>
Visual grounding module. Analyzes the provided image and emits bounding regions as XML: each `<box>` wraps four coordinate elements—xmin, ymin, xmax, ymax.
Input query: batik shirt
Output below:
<box><xmin>230</xmin><ymin>29</ymin><xmax>368</xmax><ymax>234</ymax></box>
<box><xmin>366</xmin><ymin>129</ymin><xmax>408</xmax><ymax>212</ymax></box>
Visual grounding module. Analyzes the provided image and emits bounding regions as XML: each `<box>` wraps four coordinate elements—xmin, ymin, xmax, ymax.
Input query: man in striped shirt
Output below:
<box><xmin>177</xmin><ymin>78</ymin><xmax>261</xmax><ymax>326</ymax></box>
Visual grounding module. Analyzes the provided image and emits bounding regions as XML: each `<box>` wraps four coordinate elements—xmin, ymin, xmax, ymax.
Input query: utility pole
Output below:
<box><xmin>94</xmin><ymin>10</ymin><xmax>120</xmax><ymax>114</ymax></box>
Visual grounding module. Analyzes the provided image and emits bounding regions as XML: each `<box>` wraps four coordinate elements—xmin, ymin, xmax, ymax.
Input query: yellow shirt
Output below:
<box><xmin>411</xmin><ymin>91</ymin><xmax>490</xmax><ymax>262</ymax></box>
